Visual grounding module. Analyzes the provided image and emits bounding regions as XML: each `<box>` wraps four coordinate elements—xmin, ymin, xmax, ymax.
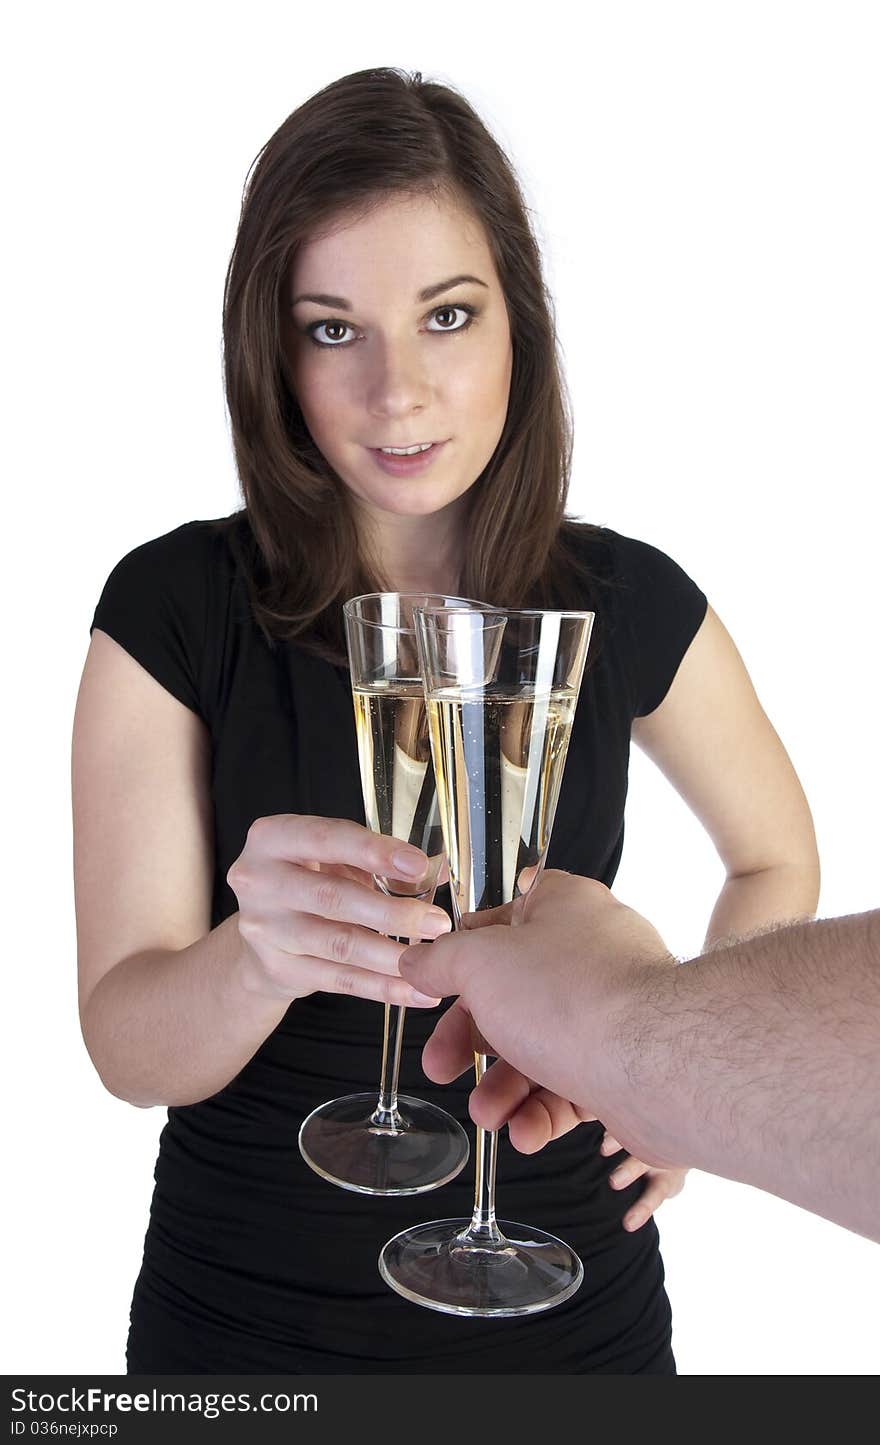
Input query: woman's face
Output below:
<box><xmin>283</xmin><ymin>190</ymin><xmax>514</xmax><ymax>520</ymax></box>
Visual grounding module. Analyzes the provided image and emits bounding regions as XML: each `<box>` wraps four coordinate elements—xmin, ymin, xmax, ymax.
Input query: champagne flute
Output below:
<box><xmin>379</xmin><ymin>605</ymin><xmax>594</xmax><ymax>1314</ymax></box>
<box><xmin>298</xmin><ymin>593</ymin><xmax>485</xmax><ymax>1195</ymax></box>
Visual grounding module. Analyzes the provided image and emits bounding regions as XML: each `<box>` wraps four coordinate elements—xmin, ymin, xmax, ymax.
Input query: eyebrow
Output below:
<box><xmin>290</xmin><ymin>274</ymin><xmax>490</xmax><ymax>310</ymax></box>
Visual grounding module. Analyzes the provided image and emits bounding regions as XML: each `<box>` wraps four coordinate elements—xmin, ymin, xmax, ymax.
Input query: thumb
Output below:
<box><xmin>400</xmin><ymin>923</ymin><xmax>514</xmax><ymax>1006</ymax></box>
<box><xmin>398</xmin><ymin>936</ymin><xmax>462</xmax><ymax>1000</ymax></box>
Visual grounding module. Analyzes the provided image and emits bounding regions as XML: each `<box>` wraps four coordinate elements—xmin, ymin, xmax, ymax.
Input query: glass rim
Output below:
<box><xmin>343</xmin><ymin>591</ymin><xmax>493</xmax><ymax>634</ymax></box>
<box><xmin>413</xmin><ymin>605</ymin><xmax>596</xmax><ymax>623</ymax></box>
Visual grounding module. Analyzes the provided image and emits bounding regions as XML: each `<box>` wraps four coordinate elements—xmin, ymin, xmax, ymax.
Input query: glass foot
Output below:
<box><xmin>379</xmin><ymin>1218</ymin><xmax>584</xmax><ymax>1317</ymax></box>
<box><xmin>298</xmin><ymin>1093</ymin><xmax>469</xmax><ymax>1196</ymax></box>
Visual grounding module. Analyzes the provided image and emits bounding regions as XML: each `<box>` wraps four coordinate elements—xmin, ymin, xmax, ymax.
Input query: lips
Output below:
<box><xmin>368</xmin><ymin>440</ymin><xmax>448</xmax><ymax>477</ymax></box>
<box><xmin>376</xmin><ymin>443</ymin><xmax>436</xmax><ymax>455</ymax></box>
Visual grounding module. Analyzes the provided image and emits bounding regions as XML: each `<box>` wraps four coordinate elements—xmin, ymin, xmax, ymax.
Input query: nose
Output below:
<box><xmin>366</xmin><ymin>336</ymin><xmax>432</xmax><ymax>420</ymax></box>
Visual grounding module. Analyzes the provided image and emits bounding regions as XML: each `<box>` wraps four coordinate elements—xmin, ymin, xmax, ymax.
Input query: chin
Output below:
<box><xmin>393</xmin><ymin>493</ymin><xmax>461</xmax><ymax>515</ymax></box>
<box><xmin>357</xmin><ymin>484</ymin><xmax>473</xmax><ymax>519</ymax></box>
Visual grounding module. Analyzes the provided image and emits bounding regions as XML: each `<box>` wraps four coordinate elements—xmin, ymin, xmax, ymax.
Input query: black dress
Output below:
<box><xmin>91</xmin><ymin>514</ymin><xmax>707</xmax><ymax>1375</ymax></box>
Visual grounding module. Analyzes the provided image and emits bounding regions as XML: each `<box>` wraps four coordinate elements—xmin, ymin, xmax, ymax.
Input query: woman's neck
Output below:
<box><xmin>358</xmin><ymin>499</ymin><xmax>467</xmax><ymax>597</ymax></box>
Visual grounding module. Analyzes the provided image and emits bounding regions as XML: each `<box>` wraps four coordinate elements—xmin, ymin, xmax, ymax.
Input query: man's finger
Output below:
<box><xmin>421</xmin><ymin>999</ymin><xmax>475</xmax><ymax>1083</ymax></box>
<box><xmin>505</xmin><ymin>1094</ymin><xmax>555</xmax><ymax>1153</ymax></box>
<box><xmin>507</xmin><ymin>1090</ymin><xmax>584</xmax><ymax>1154</ymax></box>
<box><xmin>397</xmin><ymin>940</ymin><xmax>458</xmax><ymax>999</ymax></box>
<box><xmin>397</xmin><ymin>934</ymin><xmax>467</xmax><ymax>998</ymax></box>
<box><xmin>458</xmin><ymin>903</ymin><xmax>514</xmax><ymax>931</ymax></box>
<box><xmin>400</xmin><ymin>923</ymin><xmax>514</xmax><ymax>999</ymax></box>
<box><xmin>468</xmin><ymin>1058</ymin><xmax>532</xmax><ymax>1131</ymax></box>
<box><xmin>523</xmin><ymin>869</ymin><xmax>611</xmax><ymax>919</ymax></box>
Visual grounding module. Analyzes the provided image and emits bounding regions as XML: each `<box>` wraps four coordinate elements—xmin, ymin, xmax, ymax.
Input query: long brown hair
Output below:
<box><xmin>221</xmin><ymin>67</ymin><xmax>600</xmax><ymax>661</ymax></box>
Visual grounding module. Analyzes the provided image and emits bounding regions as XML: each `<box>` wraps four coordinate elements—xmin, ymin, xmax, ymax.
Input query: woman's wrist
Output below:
<box><xmin>221</xmin><ymin>913</ymin><xmax>302</xmax><ymax>1012</ymax></box>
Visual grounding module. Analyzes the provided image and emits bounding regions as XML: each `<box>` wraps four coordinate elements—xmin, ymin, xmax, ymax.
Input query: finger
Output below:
<box><xmin>283</xmin><ymin>864</ymin><xmax>452</xmax><ymax>941</ymax></box>
<box><xmin>317</xmin><ymin>862</ymin><xmax>376</xmax><ymax>889</ymax></box>
<box><xmin>322</xmin><ymin>859</ymin><xmax>443</xmax><ymax>905</ymax></box>
<box><xmin>278</xmin><ymin>914</ymin><xmax>411</xmax><ymax>976</ymax></box>
<box><xmin>398</xmin><ymin>940</ymin><xmax>456</xmax><ymax>998</ymax></box>
<box><xmin>600</xmin><ymin>1133</ymin><xmax>625</xmax><ymax>1157</ymax></box>
<box><xmin>623</xmin><ymin>1176</ymin><xmax>678</xmax><ymax>1232</ymax></box>
<box><xmin>518</xmin><ymin>863</ymin><xmax>541</xmax><ymax>892</ymax></box>
<box><xmin>304</xmin><ymin>862</ymin><xmax>400</xmax><ymax>904</ymax></box>
<box><xmin>421</xmin><ymin>1000</ymin><xmax>476</xmax><ymax>1083</ymax></box>
<box><xmin>400</xmin><ymin>924</ymin><xmax>513</xmax><ymax>998</ymax></box>
<box><xmin>458</xmin><ymin>903</ymin><xmax>515</xmax><ymax>930</ymax></box>
<box><xmin>244</xmin><ymin>814</ymin><xmax>431</xmax><ymax>884</ymax></box>
<box><xmin>609</xmin><ymin>1155</ymin><xmax>650</xmax><ymax>1190</ymax></box>
<box><xmin>524</xmin><ymin>870</ymin><xmax>610</xmax><ymax>921</ymax></box>
<box><xmin>507</xmin><ymin>1090</ymin><xmax>584</xmax><ymax>1155</ymax></box>
<box><xmin>291</xmin><ymin>956</ymin><xmax>441</xmax><ymax>1009</ymax></box>
<box><xmin>468</xmin><ymin>1066</ymin><xmax>588</xmax><ymax>1146</ymax></box>
<box><xmin>503</xmin><ymin>1096</ymin><xmax>552</xmax><ymax>1153</ymax></box>
<box><xmin>468</xmin><ymin>1058</ymin><xmax>532</xmax><ymax>1130</ymax></box>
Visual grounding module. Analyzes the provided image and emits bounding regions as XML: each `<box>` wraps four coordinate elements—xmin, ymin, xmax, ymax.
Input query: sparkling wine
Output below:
<box><xmin>426</xmin><ymin>685</ymin><xmax>577</xmax><ymax>917</ymax></box>
<box><xmin>352</xmin><ymin>682</ymin><xmax>444</xmax><ymax>897</ymax></box>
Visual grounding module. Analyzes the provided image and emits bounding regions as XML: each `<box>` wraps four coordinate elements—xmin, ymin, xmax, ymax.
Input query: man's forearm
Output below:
<box><xmin>603</xmin><ymin>911</ymin><xmax>880</xmax><ymax>1241</ymax></box>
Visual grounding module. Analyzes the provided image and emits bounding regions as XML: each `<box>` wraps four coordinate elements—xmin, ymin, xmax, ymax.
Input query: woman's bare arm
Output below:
<box><xmin>632</xmin><ymin>605</ymin><xmax>820</xmax><ymax>943</ymax></box>
<box><xmin>73</xmin><ymin>631</ymin><xmax>448</xmax><ymax>1108</ymax></box>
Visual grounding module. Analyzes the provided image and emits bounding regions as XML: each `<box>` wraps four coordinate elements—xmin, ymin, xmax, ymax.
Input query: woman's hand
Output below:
<box><xmin>227</xmin><ymin>814</ymin><xmax>451</xmax><ymax>1007</ymax></box>
<box><xmin>601</xmin><ymin>1131</ymin><xmax>689</xmax><ymax>1231</ymax></box>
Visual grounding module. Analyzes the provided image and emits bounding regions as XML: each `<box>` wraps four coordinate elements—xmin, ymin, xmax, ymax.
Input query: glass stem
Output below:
<box><xmin>370</xmin><ymin>1002</ymin><xmax>407</xmax><ymax>1130</ymax></box>
<box><xmin>462</xmin><ymin>1051</ymin><xmax>504</xmax><ymax>1245</ymax></box>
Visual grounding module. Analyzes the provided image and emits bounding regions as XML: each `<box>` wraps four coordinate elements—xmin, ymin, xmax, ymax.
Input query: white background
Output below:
<box><xmin>4</xmin><ymin>0</ymin><xmax>878</xmax><ymax>1377</ymax></box>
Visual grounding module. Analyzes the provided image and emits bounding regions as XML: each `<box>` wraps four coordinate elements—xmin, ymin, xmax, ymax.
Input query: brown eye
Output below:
<box><xmin>308</xmin><ymin>320</ymin><xmax>354</xmax><ymax>346</ymax></box>
<box><xmin>426</xmin><ymin>305</ymin><xmax>476</xmax><ymax>334</ymax></box>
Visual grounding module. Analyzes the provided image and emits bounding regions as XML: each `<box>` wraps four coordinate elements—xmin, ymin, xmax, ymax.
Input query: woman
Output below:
<box><xmin>72</xmin><ymin>67</ymin><xmax>819</xmax><ymax>1374</ymax></box>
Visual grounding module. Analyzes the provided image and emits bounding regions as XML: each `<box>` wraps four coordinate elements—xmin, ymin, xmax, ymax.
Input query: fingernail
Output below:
<box><xmin>408</xmin><ymin>991</ymin><xmax>442</xmax><ymax>1007</ymax></box>
<box><xmin>624</xmin><ymin>1211</ymin><xmax>644</xmax><ymax>1231</ymax></box>
<box><xmin>421</xmin><ymin>910</ymin><xmax>452</xmax><ymax>938</ymax></box>
<box><xmin>392</xmin><ymin>847</ymin><xmax>428</xmax><ymax>878</ymax></box>
<box><xmin>609</xmin><ymin>1171</ymin><xmax>623</xmax><ymax>1188</ymax></box>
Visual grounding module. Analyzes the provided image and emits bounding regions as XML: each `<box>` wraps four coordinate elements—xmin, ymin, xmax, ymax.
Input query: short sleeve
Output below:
<box><xmin>91</xmin><ymin>522</ymin><xmax>215</xmax><ymax>719</ymax></box>
<box><xmin>610</xmin><ymin>532</ymin><xmax>708</xmax><ymax>717</ymax></box>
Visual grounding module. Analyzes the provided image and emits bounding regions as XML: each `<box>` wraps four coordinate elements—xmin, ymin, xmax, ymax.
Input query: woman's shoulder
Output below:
<box><xmin>106</xmin><ymin>514</ymin><xmax>243</xmax><ymax>576</ymax></box>
<box><xmin>583</xmin><ymin>524</ymin><xmax>708</xmax><ymax>715</ymax></box>
<box><xmin>94</xmin><ymin>514</ymin><xmax>252</xmax><ymax>641</ymax></box>
<box><xmin>557</xmin><ymin>520</ymin><xmax>709</xmax><ymax>713</ymax></box>
<box><xmin>91</xmin><ymin>515</ymin><xmax>254</xmax><ymax>720</ymax></box>
<box><xmin>96</xmin><ymin>513</ymin><xmax>251</xmax><ymax>614</ymax></box>
<box><xmin>561</xmin><ymin>520</ymin><xmax>704</xmax><ymax>600</ymax></box>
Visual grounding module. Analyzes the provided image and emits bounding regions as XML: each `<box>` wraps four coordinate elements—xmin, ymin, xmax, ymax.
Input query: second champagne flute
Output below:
<box><xmin>297</xmin><ymin>592</ymin><xmax>478</xmax><ymax>1195</ymax></box>
<box><xmin>379</xmin><ymin>605</ymin><xmax>594</xmax><ymax>1313</ymax></box>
